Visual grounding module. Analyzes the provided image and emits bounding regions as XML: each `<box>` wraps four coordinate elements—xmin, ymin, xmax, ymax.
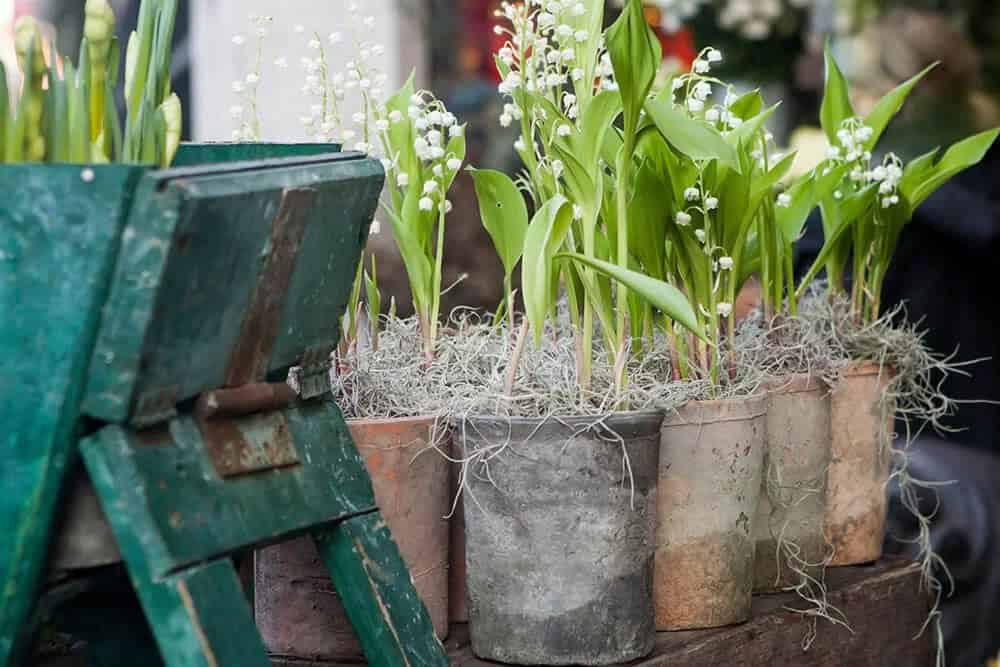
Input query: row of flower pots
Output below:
<box><xmin>256</xmin><ymin>360</ymin><xmax>893</xmax><ymax>665</ymax></box>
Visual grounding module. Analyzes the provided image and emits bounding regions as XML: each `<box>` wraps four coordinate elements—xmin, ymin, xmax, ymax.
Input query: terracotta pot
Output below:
<box><xmin>754</xmin><ymin>375</ymin><xmax>832</xmax><ymax>593</ymax></box>
<box><xmin>255</xmin><ymin>415</ymin><xmax>450</xmax><ymax>662</ymax></box>
<box><xmin>656</xmin><ymin>396</ymin><xmax>768</xmax><ymax>630</ymax></box>
<box><xmin>460</xmin><ymin>412</ymin><xmax>662</xmax><ymax>666</ymax></box>
<box><xmin>825</xmin><ymin>361</ymin><xmax>896</xmax><ymax>566</ymax></box>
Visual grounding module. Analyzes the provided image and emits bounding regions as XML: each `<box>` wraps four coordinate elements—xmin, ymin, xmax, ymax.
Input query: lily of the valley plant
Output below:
<box><xmin>1</xmin><ymin>0</ymin><xmax>181</xmax><ymax>166</ymax></box>
<box><xmin>293</xmin><ymin>6</ymin><xmax>466</xmax><ymax>363</ymax></box>
<box><xmin>797</xmin><ymin>46</ymin><xmax>998</xmax><ymax>325</ymax></box>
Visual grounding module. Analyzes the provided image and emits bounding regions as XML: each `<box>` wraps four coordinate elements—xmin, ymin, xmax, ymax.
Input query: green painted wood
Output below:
<box><xmin>82</xmin><ymin>154</ymin><xmax>382</xmax><ymax>424</ymax></box>
<box><xmin>315</xmin><ymin>513</ymin><xmax>450</xmax><ymax>667</ymax></box>
<box><xmin>0</xmin><ymin>164</ymin><xmax>147</xmax><ymax>665</ymax></box>
<box><xmin>80</xmin><ymin>400</ymin><xmax>376</xmax><ymax>579</ymax></box>
<box><xmin>172</xmin><ymin>142</ymin><xmax>342</xmax><ymax>167</ymax></box>
<box><xmin>128</xmin><ymin>557</ymin><xmax>270</xmax><ymax>667</ymax></box>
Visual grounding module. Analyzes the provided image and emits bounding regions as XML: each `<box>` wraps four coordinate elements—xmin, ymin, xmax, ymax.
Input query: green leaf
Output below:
<box><xmin>726</xmin><ymin>103</ymin><xmax>780</xmax><ymax>150</ymax></box>
<box><xmin>645</xmin><ymin>97</ymin><xmax>741</xmax><ymax>171</ymax></box>
<box><xmin>905</xmin><ymin>129</ymin><xmax>999</xmax><ymax>207</ymax></box>
<box><xmin>775</xmin><ymin>162</ymin><xmax>849</xmax><ymax>242</ymax></box>
<box><xmin>863</xmin><ymin>63</ymin><xmax>935</xmax><ymax>149</ymax></box>
<box><xmin>523</xmin><ymin>196</ymin><xmax>574</xmax><ymax>344</ymax></box>
<box><xmin>559</xmin><ymin>253</ymin><xmax>706</xmax><ymax>342</ymax></box>
<box><xmin>382</xmin><ymin>201</ymin><xmax>434</xmax><ymax>312</ymax></box>
<box><xmin>796</xmin><ymin>185</ymin><xmax>877</xmax><ymax>298</ymax></box>
<box><xmin>469</xmin><ymin>168</ymin><xmax>530</xmax><ymax>279</ymax></box>
<box><xmin>364</xmin><ymin>255</ymin><xmax>382</xmax><ymax>322</ymax></box>
<box><xmin>606</xmin><ymin>0</ymin><xmax>660</xmax><ymax>135</ymax></box>
<box><xmin>573</xmin><ymin>89</ymin><xmax>622</xmax><ymax>170</ymax></box>
<box><xmin>728</xmin><ymin>89</ymin><xmax>763</xmax><ymax>120</ymax></box>
<box><xmin>820</xmin><ymin>44</ymin><xmax>854</xmax><ymax>143</ymax></box>
<box><xmin>0</xmin><ymin>62</ymin><xmax>7</xmax><ymax>161</ymax></box>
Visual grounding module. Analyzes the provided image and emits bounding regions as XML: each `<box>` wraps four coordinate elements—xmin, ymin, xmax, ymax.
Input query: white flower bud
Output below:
<box><xmin>419</xmin><ymin>197</ymin><xmax>434</xmax><ymax>212</ymax></box>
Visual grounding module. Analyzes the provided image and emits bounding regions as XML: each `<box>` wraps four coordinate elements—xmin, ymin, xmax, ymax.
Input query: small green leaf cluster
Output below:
<box><xmin>800</xmin><ymin>46</ymin><xmax>998</xmax><ymax>325</ymax></box>
<box><xmin>0</xmin><ymin>0</ymin><xmax>181</xmax><ymax>166</ymax></box>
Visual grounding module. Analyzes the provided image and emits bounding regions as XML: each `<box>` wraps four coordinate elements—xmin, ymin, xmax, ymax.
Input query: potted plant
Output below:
<box><xmin>794</xmin><ymin>48</ymin><xmax>999</xmax><ymax>567</ymax></box>
<box><xmin>556</xmin><ymin>20</ymin><xmax>834</xmax><ymax>624</ymax></box>
<box><xmin>247</xmin><ymin>11</ymin><xmax>464</xmax><ymax>662</ymax></box>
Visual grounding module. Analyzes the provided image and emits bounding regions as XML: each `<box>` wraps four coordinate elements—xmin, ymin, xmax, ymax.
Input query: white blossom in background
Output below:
<box><xmin>230</xmin><ymin>14</ymin><xmax>274</xmax><ymax>141</ymax></box>
<box><xmin>717</xmin><ymin>0</ymin><xmax>815</xmax><ymax>41</ymax></box>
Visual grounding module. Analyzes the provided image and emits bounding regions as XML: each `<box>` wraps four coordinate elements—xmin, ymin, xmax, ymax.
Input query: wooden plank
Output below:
<box><xmin>446</xmin><ymin>559</ymin><xmax>933</xmax><ymax>666</ymax></box>
<box><xmin>134</xmin><ymin>558</ymin><xmax>270</xmax><ymax>667</ymax></box>
<box><xmin>80</xmin><ymin>400</ymin><xmax>377</xmax><ymax>579</ymax></box>
<box><xmin>81</xmin><ymin>155</ymin><xmax>383</xmax><ymax>425</ymax></box>
<box><xmin>0</xmin><ymin>164</ymin><xmax>147</xmax><ymax>665</ymax></box>
<box><xmin>171</xmin><ymin>142</ymin><xmax>342</xmax><ymax>168</ymax></box>
<box><xmin>315</xmin><ymin>512</ymin><xmax>450</xmax><ymax>667</ymax></box>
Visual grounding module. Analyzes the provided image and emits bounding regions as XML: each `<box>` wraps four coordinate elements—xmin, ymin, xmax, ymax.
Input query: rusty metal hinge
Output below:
<box><xmin>196</xmin><ymin>381</ymin><xmax>301</xmax><ymax>478</ymax></box>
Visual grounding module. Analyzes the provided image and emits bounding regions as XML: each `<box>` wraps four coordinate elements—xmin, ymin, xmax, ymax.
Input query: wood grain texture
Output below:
<box><xmin>445</xmin><ymin>559</ymin><xmax>933</xmax><ymax>667</ymax></box>
<box><xmin>81</xmin><ymin>153</ymin><xmax>382</xmax><ymax>425</ymax></box>
<box><xmin>80</xmin><ymin>400</ymin><xmax>376</xmax><ymax>579</ymax></box>
<box><xmin>316</xmin><ymin>513</ymin><xmax>450</xmax><ymax>667</ymax></box>
<box><xmin>0</xmin><ymin>164</ymin><xmax>147</xmax><ymax>665</ymax></box>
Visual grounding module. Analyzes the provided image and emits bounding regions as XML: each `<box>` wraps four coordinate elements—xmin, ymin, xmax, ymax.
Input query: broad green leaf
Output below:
<box><xmin>898</xmin><ymin>147</ymin><xmax>940</xmax><ymax>196</ymax></box>
<box><xmin>729</xmin><ymin>89</ymin><xmax>763</xmax><ymax>121</ymax></box>
<box><xmin>382</xmin><ymin>201</ymin><xmax>434</xmax><ymax>311</ymax></box>
<box><xmin>568</xmin><ymin>0</ymin><xmax>606</xmax><ymax>108</ymax></box>
<box><xmin>469</xmin><ymin>168</ymin><xmax>530</xmax><ymax>278</ymax></box>
<box><xmin>559</xmin><ymin>253</ymin><xmax>706</xmax><ymax>341</ymax></box>
<box><xmin>606</xmin><ymin>0</ymin><xmax>660</xmax><ymax>135</ymax></box>
<box><xmin>796</xmin><ymin>185</ymin><xmax>877</xmax><ymax>297</ymax></box>
<box><xmin>645</xmin><ymin>97</ymin><xmax>741</xmax><ymax>171</ymax></box>
<box><xmin>523</xmin><ymin>196</ymin><xmax>574</xmax><ymax>343</ymax></box>
<box><xmin>820</xmin><ymin>44</ymin><xmax>854</xmax><ymax>143</ymax></box>
<box><xmin>863</xmin><ymin>63</ymin><xmax>935</xmax><ymax>149</ymax></box>
<box><xmin>906</xmin><ymin>129</ymin><xmax>999</xmax><ymax>207</ymax></box>
<box><xmin>574</xmin><ymin>90</ymin><xmax>622</xmax><ymax>170</ymax></box>
<box><xmin>726</xmin><ymin>103</ymin><xmax>780</xmax><ymax>150</ymax></box>
<box><xmin>628</xmin><ymin>158</ymin><xmax>671</xmax><ymax>279</ymax></box>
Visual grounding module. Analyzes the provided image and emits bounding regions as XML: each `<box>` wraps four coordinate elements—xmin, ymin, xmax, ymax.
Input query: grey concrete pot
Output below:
<box><xmin>656</xmin><ymin>396</ymin><xmax>768</xmax><ymax>630</ymax></box>
<box><xmin>459</xmin><ymin>411</ymin><xmax>662</xmax><ymax>666</ymax></box>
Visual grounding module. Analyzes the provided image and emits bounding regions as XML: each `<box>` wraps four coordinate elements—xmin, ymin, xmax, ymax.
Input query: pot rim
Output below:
<box><xmin>662</xmin><ymin>394</ymin><xmax>769</xmax><ymax>426</ymax></box>
<box><xmin>460</xmin><ymin>409</ymin><xmax>663</xmax><ymax>428</ymax></box>
<box><xmin>767</xmin><ymin>372</ymin><xmax>825</xmax><ymax>395</ymax></box>
<box><xmin>841</xmin><ymin>359</ymin><xmax>897</xmax><ymax>379</ymax></box>
<box><xmin>347</xmin><ymin>414</ymin><xmax>440</xmax><ymax>428</ymax></box>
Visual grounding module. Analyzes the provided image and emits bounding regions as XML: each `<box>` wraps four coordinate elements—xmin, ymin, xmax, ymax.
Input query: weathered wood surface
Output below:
<box><xmin>445</xmin><ymin>559</ymin><xmax>933</xmax><ymax>667</ymax></box>
<box><xmin>80</xmin><ymin>401</ymin><xmax>376</xmax><ymax>579</ymax></box>
<box><xmin>316</xmin><ymin>512</ymin><xmax>450</xmax><ymax>667</ymax></box>
<box><xmin>82</xmin><ymin>153</ymin><xmax>380</xmax><ymax>424</ymax></box>
<box><xmin>0</xmin><ymin>164</ymin><xmax>147</xmax><ymax>665</ymax></box>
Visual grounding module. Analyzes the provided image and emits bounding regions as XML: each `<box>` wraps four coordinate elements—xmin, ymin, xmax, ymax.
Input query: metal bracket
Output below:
<box><xmin>132</xmin><ymin>386</ymin><xmax>179</xmax><ymax>429</ymax></box>
<box><xmin>287</xmin><ymin>343</ymin><xmax>334</xmax><ymax>401</ymax></box>
<box><xmin>195</xmin><ymin>382</ymin><xmax>301</xmax><ymax>478</ymax></box>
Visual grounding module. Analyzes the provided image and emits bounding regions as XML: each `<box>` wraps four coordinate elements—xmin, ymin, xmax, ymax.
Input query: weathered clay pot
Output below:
<box><xmin>825</xmin><ymin>361</ymin><xmax>896</xmax><ymax>566</ymax></box>
<box><xmin>754</xmin><ymin>375</ymin><xmax>832</xmax><ymax>593</ymax></box>
<box><xmin>656</xmin><ymin>396</ymin><xmax>768</xmax><ymax>630</ymax></box>
<box><xmin>255</xmin><ymin>416</ymin><xmax>450</xmax><ymax>662</ymax></box>
<box><xmin>460</xmin><ymin>412</ymin><xmax>662</xmax><ymax>666</ymax></box>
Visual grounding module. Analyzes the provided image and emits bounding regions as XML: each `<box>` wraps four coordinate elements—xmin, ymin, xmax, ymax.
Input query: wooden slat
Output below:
<box><xmin>445</xmin><ymin>559</ymin><xmax>933</xmax><ymax>666</ymax></box>
<box><xmin>81</xmin><ymin>156</ymin><xmax>383</xmax><ymax>425</ymax></box>
<box><xmin>316</xmin><ymin>513</ymin><xmax>450</xmax><ymax>667</ymax></box>
<box><xmin>0</xmin><ymin>164</ymin><xmax>147</xmax><ymax>665</ymax></box>
<box><xmin>80</xmin><ymin>401</ymin><xmax>377</xmax><ymax>578</ymax></box>
<box><xmin>137</xmin><ymin>559</ymin><xmax>271</xmax><ymax>667</ymax></box>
